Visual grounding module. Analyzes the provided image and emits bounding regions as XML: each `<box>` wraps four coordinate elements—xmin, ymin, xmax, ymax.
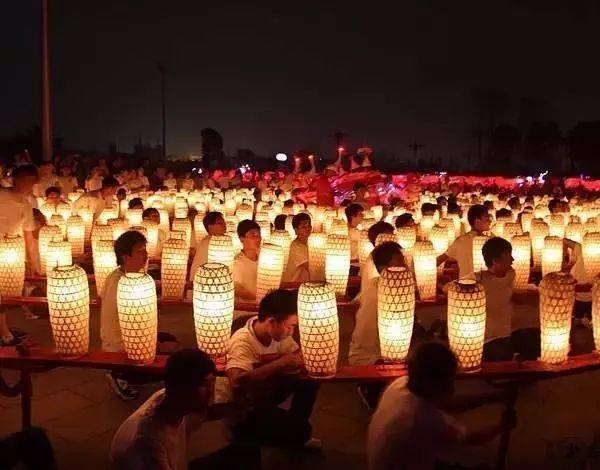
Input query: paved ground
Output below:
<box><xmin>2</xmin><ymin>300</ymin><xmax>600</xmax><ymax>469</ymax></box>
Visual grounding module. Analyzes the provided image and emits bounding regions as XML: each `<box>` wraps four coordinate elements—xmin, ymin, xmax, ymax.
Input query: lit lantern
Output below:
<box><xmin>126</xmin><ymin>208</ymin><xmax>143</xmax><ymax>226</ymax></box>
<box><xmin>193</xmin><ymin>212</ymin><xmax>207</xmax><ymax>245</ymax></box>
<box><xmin>157</xmin><ymin>208</ymin><xmax>170</xmax><ymax>235</ymax></box>
<box><xmin>565</xmin><ymin>222</ymin><xmax>584</xmax><ymax>244</ymax></box>
<box><xmin>592</xmin><ymin>276</ymin><xmax>600</xmax><ymax>351</ymax></box>
<box><xmin>77</xmin><ymin>207</ymin><xmax>94</xmax><ymax>243</ymax></box>
<box><xmin>0</xmin><ymin>235</ymin><xmax>26</xmax><ymax>297</ymax></box>
<box><xmin>297</xmin><ymin>282</ymin><xmax>339</xmax><ymax>378</ymax></box>
<box><xmin>160</xmin><ymin>237</ymin><xmax>188</xmax><ymax>299</ymax></box>
<box><xmin>521</xmin><ymin>212</ymin><xmax>534</xmax><ymax>234</ymax></box>
<box><xmin>307</xmin><ymin>233</ymin><xmax>327</xmax><ymax>281</ymax></box>
<box><xmin>375</xmin><ymin>233</ymin><xmax>397</xmax><ymax>247</ymax></box>
<box><xmin>539</xmin><ymin>272</ymin><xmax>576</xmax><ymax>364</ymax></box>
<box><xmin>450</xmin><ymin>213</ymin><xmax>462</xmax><ymax>238</ymax></box>
<box><xmin>208</xmin><ymin>235</ymin><xmax>234</xmax><ymax>271</ymax></box>
<box><xmin>56</xmin><ymin>202</ymin><xmax>72</xmax><ymax>221</ymax></box>
<box><xmin>447</xmin><ymin>280</ymin><xmax>486</xmax><ymax>370</ymax></box>
<box><xmin>236</xmin><ymin>204</ymin><xmax>254</xmax><ymax>222</ymax></box>
<box><xmin>225</xmin><ymin>215</ymin><xmax>238</xmax><ymax>234</ymax></box>
<box><xmin>129</xmin><ymin>225</ymin><xmax>148</xmax><ymax>240</ymax></box>
<box><xmin>413</xmin><ymin>241</ymin><xmax>437</xmax><ymax>301</ymax></box>
<box><xmin>360</xmin><ymin>218</ymin><xmax>377</xmax><ymax>232</ymax></box>
<box><xmin>224</xmin><ymin>198</ymin><xmax>237</xmax><ymax>216</ymax></box>
<box><xmin>193</xmin><ymin>263</ymin><xmax>234</xmax><ymax>358</ymax></box>
<box><xmin>512</xmin><ymin>235</ymin><xmax>531</xmax><ymax>291</ymax></box>
<box><xmin>257</xmin><ymin>219</ymin><xmax>271</xmax><ymax>243</ymax></box>
<box><xmin>270</xmin><ymin>229</ymin><xmax>292</xmax><ymax>271</ymax></box>
<box><xmin>549</xmin><ymin>214</ymin><xmax>566</xmax><ymax>238</ymax></box>
<box><xmin>502</xmin><ymin>222</ymin><xmax>522</xmax><ymax>242</ymax></box>
<box><xmin>429</xmin><ymin>225</ymin><xmax>449</xmax><ymax>256</ymax></box>
<box><xmin>39</xmin><ymin>225</ymin><xmax>62</xmax><ymax>275</ymax></box>
<box><xmin>330</xmin><ymin>219</ymin><xmax>348</xmax><ymax>236</ymax></box>
<box><xmin>256</xmin><ymin>243</ymin><xmax>284</xmax><ymax>302</ymax></box>
<box><xmin>66</xmin><ymin>215</ymin><xmax>85</xmax><ymax>256</ymax></box>
<box><xmin>438</xmin><ymin>218</ymin><xmax>456</xmax><ymax>245</ymax></box>
<box><xmin>92</xmin><ymin>239</ymin><xmax>117</xmax><ymax>296</ymax></box>
<box><xmin>47</xmin><ymin>264</ymin><xmax>89</xmax><ymax>356</ymax></box>
<box><xmin>325</xmin><ymin>234</ymin><xmax>350</xmax><ymax>296</ymax></box>
<box><xmin>49</xmin><ymin>214</ymin><xmax>66</xmax><ymax>240</ymax></box>
<box><xmin>472</xmin><ymin>235</ymin><xmax>489</xmax><ymax>274</ymax></box>
<box><xmin>396</xmin><ymin>226</ymin><xmax>417</xmax><ymax>267</ymax></box>
<box><xmin>97</xmin><ymin>206</ymin><xmax>119</xmax><ymax>225</ymax></box>
<box><xmin>542</xmin><ymin>236</ymin><xmax>563</xmax><ymax>277</ymax></box>
<box><xmin>117</xmin><ymin>273</ymin><xmax>158</xmax><ymax>364</ymax></box>
<box><xmin>91</xmin><ymin>224</ymin><xmax>113</xmax><ymax>252</ymax></box>
<box><xmin>40</xmin><ymin>202</ymin><xmax>56</xmax><ymax>221</ymax></box>
<box><xmin>492</xmin><ymin>220</ymin><xmax>506</xmax><ymax>238</ymax></box>
<box><xmin>141</xmin><ymin>220</ymin><xmax>159</xmax><ymax>259</ymax></box>
<box><xmin>358</xmin><ymin>231</ymin><xmax>373</xmax><ymax>265</ymax></box>
<box><xmin>530</xmin><ymin>219</ymin><xmax>549</xmax><ymax>268</ymax></box>
<box><xmin>419</xmin><ymin>215</ymin><xmax>435</xmax><ymax>240</ymax></box>
<box><xmin>171</xmin><ymin>217</ymin><xmax>192</xmax><ymax>250</ymax></box>
<box><xmin>174</xmin><ymin>204</ymin><xmax>188</xmax><ymax>219</ymax></box>
<box><xmin>378</xmin><ymin>267</ymin><xmax>415</xmax><ymax>362</ymax></box>
<box><xmin>46</xmin><ymin>240</ymin><xmax>73</xmax><ymax>271</ymax></box>
<box><xmin>583</xmin><ymin>232</ymin><xmax>600</xmax><ymax>283</ymax></box>
<box><xmin>371</xmin><ymin>205</ymin><xmax>383</xmax><ymax>221</ymax></box>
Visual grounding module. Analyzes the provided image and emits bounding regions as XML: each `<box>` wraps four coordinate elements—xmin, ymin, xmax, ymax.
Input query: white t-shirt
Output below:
<box><xmin>189</xmin><ymin>235</ymin><xmax>211</xmax><ymax>281</ymax></box>
<box><xmin>101</xmin><ymin>268</ymin><xmax>125</xmax><ymax>353</ymax></box>
<box><xmin>368</xmin><ymin>377</ymin><xmax>466</xmax><ymax>470</ymax></box>
<box><xmin>74</xmin><ymin>189</ymin><xmax>111</xmax><ymax>219</ymax></box>
<box><xmin>349</xmin><ymin>277</ymin><xmax>381</xmax><ymax>365</ymax></box>
<box><xmin>214</xmin><ymin>316</ymin><xmax>299</xmax><ymax>403</ymax></box>
<box><xmin>33</xmin><ymin>175</ymin><xmax>59</xmax><ymax>198</ymax></box>
<box><xmin>281</xmin><ymin>239</ymin><xmax>309</xmax><ymax>283</ymax></box>
<box><xmin>232</xmin><ymin>251</ymin><xmax>257</xmax><ymax>301</ymax></box>
<box><xmin>359</xmin><ymin>253</ymin><xmax>379</xmax><ymax>298</ymax></box>
<box><xmin>0</xmin><ymin>189</ymin><xmax>35</xmax><ymax>236</ymax></box>
<box><xmin>110</xmin><ymin>389</ymin><xmax>188</xmax><ymax>470</ymax></box>
<box><xmin>475</xmin><ymin>269</ymin><xmax>515</xmax><ymax>342</ymax></box>
<box><xmin>445</xmin><ymin>231</ymin><xmax>478</xmax><ymax>280</ymax></box>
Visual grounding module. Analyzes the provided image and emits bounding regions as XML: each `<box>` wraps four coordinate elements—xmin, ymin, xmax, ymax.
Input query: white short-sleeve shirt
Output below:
<box><xmin>0</xmin><ymin>189</ymin><xmax>35</xmax><ymax>236</ymax></box>
<box><xmin>444</xmin><ymin>230</ymin><xmax>478</xmax><ymax>280</ymax></box>
<box><xmin>281</xmin><ymin>239</ymin><xmax>309</xmax><ymax>283</ymax></box>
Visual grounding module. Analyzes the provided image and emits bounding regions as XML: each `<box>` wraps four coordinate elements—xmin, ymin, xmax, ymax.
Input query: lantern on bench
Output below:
<box><xmin>511</xmin><ymin>235</ymin><xmax>531</xmax><ymax>291</ymax></box>
<box><xmin>592</xmin><ymin>276</ymin><xmax>600</xmax><ymax>351</ymax></box>
<box><xmin>413</xmin><ymin>241</ymin><xmax>436</xmax><ymax>300</ymax></box>
<box><xmin>583</xmin><ymin>232</ymin><xmax>600</xmax><ymax>283</ymax></box>
<box><xmin>297</xmin><ymin>282</ymin><xmax>339</xmax><ymax>378</ymax></box>
<box><xmin>325</xmin><ymin>234</ymin><xmax>350</xmax><ymax>296</ymax></box>
<box><xmin>542</xmin><ymin>236</ymin><xmax>563</xmax><ymax>277</ymax></box>
<box><xmin>208</xmin><ymin>235</ymin><xmax>234</xmax><ymax>272</ymax></box>
<box><xmin>47</xmin><ymin>265</ymin><xmax>89</xmax><ymax>355</ymax></box>
<box><xmin>0</xmin><ymin>235</ymin><xmax>26</xmax><ymax>297</ymax></box>
<box><xmin>161</xmin><ymin>238</ymin><xmax>188</xmax><ymax>299</ymax></box>
<box><xmin>540</xmin><ymin>272</ymin><xmax>576</xmax><ymax>364</ymax></box>
<box><xmin>67</xmin><ymin>215</ymin><xmax>85</xmax><ymax>257</ymax></box>
<box><xmin>308</xmin><ymin>233</ymin><xmax>327</xmax><ymax>281</ymax></box>
<box><xmin>93</xmin><ymin>239</ymin><xmax>117</xmax><ymax>296</ymax></box>
<box><xmin>257</xmin><ymin>243</ymin><xmax>284</xmax><ymax>302</ymax></box>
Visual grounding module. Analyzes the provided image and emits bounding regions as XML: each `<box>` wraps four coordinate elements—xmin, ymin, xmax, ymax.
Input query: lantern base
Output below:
<box><xmin>460</xmin><ymin>366</ymin><xmax>482</xmax><ymax>373</ymax></box>
<box><xmin>306</xmin><ymin>371</ymin><xmax>337</xmax><ymax>379</ymax></box>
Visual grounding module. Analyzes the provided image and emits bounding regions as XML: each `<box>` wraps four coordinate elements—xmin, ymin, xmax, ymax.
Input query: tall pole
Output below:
<box><xmin>157</xmin><ymin>63</ymin><xmax>166</xmax><ymax>158</ymax></box>
<box><xmin>41</xmin><ymin>0</ymin><xmax>53</xmax><ymax>162</ymax></box>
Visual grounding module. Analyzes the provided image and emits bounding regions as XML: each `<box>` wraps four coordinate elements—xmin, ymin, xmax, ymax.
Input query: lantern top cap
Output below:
<box><xmin>122</xmin><ymin>272</ymin><xmax>147</xmax><ymax>279</ymax></box>
<box><xmin>199</xmin><ymin>262</ymin><xmax>229</xmax><ymax>271</ymax></box>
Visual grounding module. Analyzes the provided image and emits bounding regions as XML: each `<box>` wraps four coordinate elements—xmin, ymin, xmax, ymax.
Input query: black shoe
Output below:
<box><xmin>106</xmin><ymin>373</ymin><xmax>139</xmax><ymax>401</ymax></box>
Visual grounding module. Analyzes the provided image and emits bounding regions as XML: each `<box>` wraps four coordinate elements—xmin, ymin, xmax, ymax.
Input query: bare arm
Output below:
<box><xmin>437</xmin><ymin>253</ymin><xmax>449</xmax><ymax>266</ymax></box>
<box><xmin>24</xmin><ymin>230</ymin><xmax>40</xmax><ymax>275</ymax></box>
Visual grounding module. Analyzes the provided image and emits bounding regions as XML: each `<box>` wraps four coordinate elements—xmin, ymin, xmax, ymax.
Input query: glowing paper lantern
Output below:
<box><xmin>549</xmin><ymin>214</ymin><xmax>566</xmax><ymax>238</ymax></box>
<box><xmin>325</xmin><ymin>234</ymin><xmax>350</xmax><ymax>296</ymax></box>
<box><xmin>140</xmin><ymin>220</ymin><xmax>159</xmax><ymax>259</ymax></box>
<box><xmin>66</xmin><ymin>215</ymin><xmax>85</xmax><ymax>256</ymax></box>
<box><xmin>565</xmin><ymin>222</ymin><xmax>584</xmax><ymax>244</ymax></box>
<box><xmin>377</xmin><ymin>267</ymin><xmax>415</xmax><ymax>362</ymax></box>
<box><xmin>257</xmin><ymin>219</ymin><xmax>271</xmax><ymax>243</ymax></box>
<box><xmin>39</xmin><ymin>225</ymin><xmax>62</xmax><ymax>275</ymax></box>
<box><xmin>429</xmin><ymin>225</ymin><xmax>449</xmax><ymax>256</ymax></box>
<box><xmin>502</xmin><ymin>222</ymin><xmax>522</xmax><ymax>242</ymax></box>
<box><xmin>307</xmin><ymin>233</ymin><xmax>327</xmax><ymax>281</ymax></box>
<box><xmin>40</xmin><ymin>202</ymin><xmax>56</xmax><ymax>221</ymax></box>
<box><xmin>530</xmin><ymin>219</ymin><xmax>549</xmax><ymax>268</ymax></box>
<box><xmin>92</xmin><ymin>240</ymin><xmax>117</xmax><ymax>296</ymax></box>
<box><xmin>396</xmin><ymin>226</ymin><xmax>417</xmax><ymax>267</ymax></box>
<box><xmin>46</xmin><ymin>240</ymin><xmax>72</xmax><ymax>271</ymax></box>
<box><xmin>521</xmin><ymin>212</ymin><xmax>534</xmax><ymax>234</ymax></box>
<box><xmin>375</xmin><ymin>233</ymin><xmax>396</xmax><ymax>247</ymax></box>
<box><xmin>413</xmin><ymin>241</ymin><xmax>437</xmax><ymax>300</ymax></box>
<box><xmin>47</xmin><ymin>264</ymin><xmax>89</xmax><ymax>355</ymax></box>
<box><xmin>583</xmin><ymin>232</ymin><xmax>600</xmax><ymax>283</ymax></box>
<box><xmin>0</xmin><ymin>235</ymin><xmax>26</xmax><ymax>297</ymax></box>
<box><xmin>56</xmin><ymin>202</ymin><xmax>72</xmax><ymax>221</ymax></box>
<box><xmin>512</xmin><ymin>235</ymin><xmax>531</xmax><ymax>291</ymax></box>
<box><xmin>117</xmin><ymin>272</ymin><xmax>158</xmax><ymax>364</ymax></box>
<box><xmin>236</xmin><ymin>204</ymin><xmax>254</xmax><ymax>222</ymax></box>
<box><xmin>539</xmin><ymin>272</ymin><xmax>576</xmax><ymax>364</ymax></box>
<box><xmin>77</xmin><ymin>207</ymin><xmax>94</xmax><ymax>243</ymax></box>
<box><xmin>592</xmin><ymin>277</ymin><xmax>600</xmax><ymax>351</ymax></box>
<box><xmin>49</xmin><ymin>214</ymin><xmax>66</xmax><ymax>240</ymax></box>
<box><xmin>256</xmin><ymin>243</ymin><xmax>284</xmax><ymax>302</ymax></box>
<box><xmin>419</xmin><ymin>215</ymin><xmax>435</xmax><ymax>240</ymax></box>
<box><xmin>270</xmin><ymin>229</ymin><xmax>292</xmax><ymax>271</ymax></box>
<box><xmin>193</xmin><ymin>263</ymin><xmax>234</xmax><ymax>358</ymax></box>
<box><xmin>161</xmin><ymin>238</ymin><xmax>188</xmax><ymax>299</ymax></box>
<box><xmin>207</xmin><ymin>235</ymin><xmax>234</xmax><ymax>271</ymax></box>
<box><xmin>171</xmin><ymin>217</ymin><xmax>192</xmax><ymax>250</ymax></box>
<box><xmin>472</xmin><ymin>235</ymin><xmax>489</xmax><ymax>274</ymax></box>
<box><xmin>358</xmin><ymin>231</ymin><xmax>373</xmax><ymax>265</ymax></box>
<box><xmin>542</xmin><ymin>236</ymin><xmax>563</xmax><ymax>277</ymax></box>
<box><xmin>194</xmin><ymin>213</ymin><xmax>208</xmax><ymax>245</ymax></box>
<box><xmin>126</xmin><ymin>208</ymin><xmax>143</xmax><ymax>226</ymax></box>
<box><xmin>297</xmin><ymin>282</ymin><xmax>339</xmax><ymax>378</ymax></box>
<box><xmin>330</xmin><ymin>219</ymin><xmax>348</xmax><ymax>236</ymax></box>
<box><xmin>108</xmin><ymin>218</ymin><xmax>128</xmax><ymax>241</ymax></box>
<box><xmin>91</xmin><ymin>224</ymin><xmax>113</xmax><ymax>252</ymax></box>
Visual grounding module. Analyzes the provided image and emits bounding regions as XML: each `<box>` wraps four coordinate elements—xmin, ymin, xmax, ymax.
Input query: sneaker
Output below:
<box><xmin>106</xmin><ymin>373</ymin><xmax>139</xmax><ymax>401</ymax></box>
<box><xmin>303</xmin><ymin>437</ymin><xmax>323</xmax><ymax>452</ymax></box>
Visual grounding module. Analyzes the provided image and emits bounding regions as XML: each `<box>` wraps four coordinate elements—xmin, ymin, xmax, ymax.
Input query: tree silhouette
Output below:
<box><xmin>523</xmin><ymin>121</ymin><xmax>563</xmax><ymax>173</ymax></box>
<box><xmin>490</xmin><ymin>124</ymin><xmax>521</xmax><ymax>171</ymax></box>
<box><xmin>567</xmin><ymin>121</ymin><xmax>600</xmax><ymax>174</ymax></box>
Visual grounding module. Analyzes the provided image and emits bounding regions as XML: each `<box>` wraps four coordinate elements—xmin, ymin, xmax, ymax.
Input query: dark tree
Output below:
<box><xmin>489</xmin><ymin>124</ymin><xmax>522</xmax><ymax>172</ymax></box>
<box><xmin>523</xmin><ymin>121</ymin><xmax>563</xmax><ymax>173</ymax></box>
<box><xmin>201</xmin><ymin>128</ymin><xmax>228</xmax><ymax>170</ymax></box>
<box><xmin>567</xmin><ymin>121</ymin><xmax>600</xmax><ymax>175</ymax></box>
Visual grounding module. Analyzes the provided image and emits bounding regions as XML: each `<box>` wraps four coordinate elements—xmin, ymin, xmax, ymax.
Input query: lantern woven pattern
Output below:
<box><xmin>47</xmin><ymin>265</ymin><xmax>89</xmax><ymax>355</ymax></box>
<box><xmin>194</xmin><ymin>213</ymin><xmax>208</xmax><ymax>244</ymax></box>
<box><xmin>325</xmin><ymin>234</ymin><xmax>350</xmax><ymax>296</ymax></box>
<box><xmin>549</xmin><ymin>214</ymin><xmax>566</xmax><ymax>238</ymax></box>
<box><xmin>419</xmin><ymin>216</ymin><xmax>435</xmax><ymax>240</ymax></box>
<box><xmin>472</xmin><ymin>236</ymin><xmax>489</xmax><ymax>274</ymax></box>
<box><xmin>270</xmin><ymin>230</ymin><xmax>292</xmax><ymax>271</ymax></box>
<box><xmin>308</xmin><ymin>233</ymin><xmax>327</xmax><ymax>281</ymax></box>
<box><xmin>39</xmin><ymin>225</ymin><xmax>62</xmax><ymax>275</ymax></box>
<box><xmin>429</xmin><ymin>225</ymin><xmax>449</xmax><ymax>256</ymax></box>
<box><xmin>447</xmin><ymin>280</ymin><xmax>486</xmax><ymax>370</ymax></box>
<box><xmin>565</xmin><ymin>222</ymin><xmax>584</xmax><ymax>244</ymax></box>
<box><xmin>539</xmin><ymin>272</ymin><xmax>576</xmax><ymax>364</ymax></box>
<box><xmin>531</xmin><ymin>220</ymin><xmax>549</xmax><ymax>268</ymax></box>
<box><xmin>503</xmin><ymin>222</ymin><xmax>522</xmax><ymax>242</ymax></box>
<box><xmin>297</xmin><ymin>282</ymin><xmax>339</xmax><ymax>378</ymax></box>
<box><xmin>161</xmin><ymin>238</ymin><xmax>188</xmax><ymax>299</ymax></box>
<box><xmin>542</xmin><ymin>236</ymin><xmax>563</xmax><ymax>277</ymax></box>
<box><xmin>358</xmin><ymin>231</ymin><xmax>372</xmax><ymax>265</ymax></box>
<box><xmin>592</xmin><ymin>277</ymin><xmax>600</xmax><ymax>351</ymax></box>
<box><xmin>91</xmin><ymin>224</ymin><xmax>113</xmax><ymax>252</ymax></box>
<box><xmin>207</xmin><ymin>235</ymin><xmax>234</xmax><ymax>271</ymax></box>
<box><xmin>67</xmin><ymin>215</ymin><xmax>85</xmax><ymax>256</ymax></box>
<box><xmin>126</xmin><ymin>208</ymin><xmax>143</xmax><ymax>226</ymax></box>
<box><xmin>256</xmin><ymin>243</ymin><xmax>284</xmax><ymax>302</ymax></box>
<box><xmin>378</xmin><ymin>267</ymin><xmax>415</xmax><ymax>362</ymax></box>
<box><xmin>46</xmin><ymin>240</ymin><xmax>72</xmax><ymax>271</ymax></box>
<box><xmin>396</xmin><ymin>226</ymin><xmax>416</xmax><ymax>267</ymax></box>
<box><xmin>375</xmin><ymin>233</ymin><xmax>397</xmax><ymax>247</ymax></box>
<box><xmin>117</xmin><ymin>273</ymin><xmax>158</xmax><ymax>364</ymax></box>
<box><xmin>0</xmin><ymin>236</ymin><xmax>26</xmax><ymax>297</ymax></box>
<box><xmin>93</xmin><ymin>240</ymin><xmax>117</xmax><ymax>296</ymax></box>
<box><xmin>193</xmin><ymin>263</ymin><xmax>234</xmax><ymax>358</ymax></box>
<box><xmin>172</xmin><ymin>217</ymin><xmax>192</xmax><ymax>249</ymax></box>
<box><xmin>49</xmin><ymin>214</ymin><xmax>66</xmax><ymax>239</ymax></box>
<box><xmin>583</xmin><ymin>232</ymin><xmax>600</xmax><ymax>283</ymax></box>
<box><xmin>413</xmin><ymin>241</ymin><xmax>437</xmax><ymax>300</ymax></box>
<box><xmin>511</xmin><ymin>235</ymin><xmax>531</xmax><ymax>291</ymax></box>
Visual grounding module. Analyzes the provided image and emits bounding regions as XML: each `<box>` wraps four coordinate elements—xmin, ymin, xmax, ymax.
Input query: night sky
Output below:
<box><xmin>3</xmin><ymin>1</ymin><xmax>600</xmax><ymax>161</ymax></box>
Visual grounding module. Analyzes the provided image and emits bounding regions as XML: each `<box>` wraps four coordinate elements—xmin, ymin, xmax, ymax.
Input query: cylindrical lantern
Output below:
<box><xmin>49</xmin><ymin>214</ymin><xmax>67</xmax><ymax>240</ymax></box>
<box><xmin>521</xmin><ymin>212</ymin><xmax>534</xmax><ymax>234</ymax></box>
<box><xmin>583</xmin><ymin>232</ymin><xmax>600</xmax><ymax>283</ymax></box>
<box><xmin>207</xmin><ymin>235</ymin><xmax>235</xmax><ymax>271</ymax></box>
<box><xmin>539</xmin><ymin>272</ymin><xmax>576</xmax><ymax>364</ymax></box>
<box><xmin>141</xmin><ymin>220</ymin><xmax>159</xmax><ymax>259</ymax></box>
<box><xmin>512</xmin><ymin>235</ymin><xmax>531</xmax><ymax>291</ymax></box>
<box><xmin>308</xmin><ymin>233</ymin><xmax>327</xmax><ymax>281</ymax></box>
<box><xmin>472</xmin><ymin>235</ymin><xmax>489</xmax><ymax>274</ymax></box>
<box><xmin>358</xmin><ymin>231</ymin><xmax>373</xmax><ymax>265</ymax></box>
<box><xmin>117</xmin><ymin>272</ymin><xmax>158</xmax><ymax>364</ymax></box>
<box><xmin>542</xmin><ymin>236</ymin><xmax>563</xmax><ymax>277</ymax></box>
<box><xmin>47</xmin><ymin>264</ymin><xmax>89</xmax><ymax>355</ymax></box>
<box><xmin>46</xmin><ymin>240</ymin><xmax>73</xmax><ymax>271</ymax></box>
<box><xmin>447</xmin><ymin>280</ymin><xmax>486</xmax><ymax>371</ymax></box>
<box><xmin>592</xmin><ymin>276</ymin><xmax>600</xmax><ymax>351</ymax></box>
<box><xmin>378</xmin><ymin>267</ymin><xmax>415</xmax><ymax>362</ymax></box>
<box><xmin>108</xmin><ymin>218</ymin><xmax>128</xmax><ymax>241</ymax></box>
<box><xmin>256</xmin><ymin>243</ymin><xmax>284</xmax><ymax>302</ymax></box>
<box><xmin>419</xmin><ymin>215</ymin><xmax>435</xmax><ymax>240</ymax></box>
<box><xmin>193</xmin><ymin>263</ymin><xmax>234</xmax><ymax>358</ymax></box>
<box><xmin>77</xmin><ymin>207</ymin><xmax>94</xmax><ymax>244</ymax></box>
<box><xmin>161</xmin><ymin>238</ymin><xmax>188</xmax><ymax>299</ymax></box>
<box><xmin>429</xmin><ymin>225</ymin><xmax>449</xmax><ymax>256</ymax></box>
<box><xmin>194</xmin><ymin>213</ymin><xmax>208</xmax><ymax>245</ymax></box>
<box><xmin>503</xmin><ymin>222</ymin><xmax>522</xmax><ymax>242</ymax></box>
<box><xmin>56</xmin><ymin>202</ymin><xmax>72</xmax><ymax>221</ymax></box>
<box><xmin>171</xmin><ymin>217</ymin><xmax>192</xmax><ymax>250</ymax></box>
<box><xmin>235</xmin><ymin>204</ymin><xmax>254</xmax><ymax>222</ymax></box>
<box><xmin>549</xmin><ymin>214</ymin><xmax>566</xmax><ymax>238</ymax></box>
<box><xmin>92</xmin><ymin>240</ymin><xmax>117</xmax><ymax>296</ymax></box>
<box><xmin>39</xmin><ymin>225</ymin><xmax>62</xmax><ymax>275</ymax></box>
<box><xmin>565</xmin><ymin>222</ymin><xmax>584</xmax><ymax>245</ymax></box>
<box><xmin>257</xmin><ymin>219</ymin><xmax>271</xmax><ymax>243</ymax></box>
<box><xmin>297</xmin><ymin>282</ymin><xmax>339</xmax><ymax>378</ymax></box>
<box><xmin>126</xmin><ymin>208</ymin><xmax>143</xmax><ymax>226</ymax></box>
<box><xmin>325</xmin><ymin>234</ymin><xmax>350</xmax><ymax>296</ymax></box>
<box><xmin>270</xmin><ymin>229</ymin><xmax>292</xmax><ymax>271</ymax></box>
<box><xmin>91</xmin><ymin>223</ymin><xmax>113</xmax><ymax>252</ymax></box>
<box><xmin>0</xmin><ymin>235</ymin><xmax>26</xmax><ymax>297</ymax></box>
<box><xmin>66</xmin><ymin>215</ymin><xmax>85</xmax><ymax>256</ymax></box>
<box><xmin>413</xmin><ymin>241</ymin><xmax>437</xmax><ymax>301</ymax></box>
<box><xmin>530</xmin><ymin>219</ymin><xmax>549</xmax><ymax>268</ymax></box>
<box><xmin>396</xmin><ymin>226</ymin><xmax>417</xmax><ymax>267</ymax></box>
<box><xmin>375</xmin><ymin>233</ymin><xmax>396</xmax><ymax>247</ymax></box>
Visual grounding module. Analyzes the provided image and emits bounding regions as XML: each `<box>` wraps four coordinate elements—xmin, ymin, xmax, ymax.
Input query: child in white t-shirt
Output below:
<box><xmin>281</xmin><ymin>213</ymin><xmax>311</xmax><ymax>283</ymax></box>
<box><xmin>189</xmin><ymin>211</ymin><xmax>227</xmax><ymax>281</ymax></box>
<box><xmin>232</xmin><ymin>220</ymin><xmax>260</xmax><ymax>302</ymax></box>
<box><xmin>345</xmin><ymin>203</ymin><xmax>364</xmax><ymax>261</ymax></box>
